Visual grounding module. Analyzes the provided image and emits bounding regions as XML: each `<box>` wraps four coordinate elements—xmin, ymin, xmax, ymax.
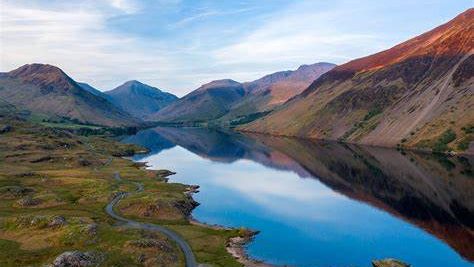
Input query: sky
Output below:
<box><xmin>0</xmin><ymin>0</ymin><xmax>472</xmax><ymax>96</ymax></box>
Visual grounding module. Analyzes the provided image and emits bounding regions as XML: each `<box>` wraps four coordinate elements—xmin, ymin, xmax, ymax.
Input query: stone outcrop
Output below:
<box><xmin>50</xmin><ymin>251</ymin><xmax>103</xmax><ymax>267</ymax></box>
<box><xmin>372</xmin><ymin>258</ymin><xmax>410</xmax><ymax>267</ymax></box>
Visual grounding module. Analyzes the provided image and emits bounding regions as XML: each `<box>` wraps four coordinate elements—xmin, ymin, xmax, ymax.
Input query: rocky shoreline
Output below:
<box><xmin>226</xmin><ymin>235</ymin><xmax>274</xmax><ymax>267</ymax></box>
<box><xmin>183</xmin><ymin>183</ymin><xmax>273</xmax><ymax>267</ymax></box>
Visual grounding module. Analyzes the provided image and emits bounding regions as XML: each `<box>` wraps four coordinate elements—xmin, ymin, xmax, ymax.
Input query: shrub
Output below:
<box><xmin>363</xmin><ymin>106</ymin><xmax>383</xmax><ymax>121</ymax></box>
<box><xmin>433</xmin><ymin>129</ymin><xmax>456</xmax><ymax>152</ymax></box>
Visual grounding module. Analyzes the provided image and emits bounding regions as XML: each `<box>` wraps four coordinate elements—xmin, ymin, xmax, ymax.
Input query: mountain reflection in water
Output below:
<box><xmin>122</xmin><ymin>127</ymin><xmax>474</xmax><ymax>266</ymax></box>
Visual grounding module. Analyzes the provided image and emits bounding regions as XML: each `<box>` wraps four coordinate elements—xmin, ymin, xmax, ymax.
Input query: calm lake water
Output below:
<box><xmin>123</xmin><ymin>127</ymin><xmax>474</xmax><ymax>267</ymax></box>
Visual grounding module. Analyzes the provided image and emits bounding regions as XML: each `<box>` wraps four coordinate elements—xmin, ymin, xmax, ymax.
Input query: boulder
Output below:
<box><xmin>17</xmin><ymin>196</ymin><xmax>40</xmax><ymax>207</ymax></box>
<box><xmin>50</xmin><ymin>251</ymin><xmax>103</xmax><ymax>267</ymax></box>
<box><xmin>48</xmin><ymin>216</ymin><xmax>67</xmax><ymax>228</ymax></box>
<box><xmin>83</xmin><ymin>223</ymin><xmax>98</xmax><ymax>236</ymax></box>
<box><xmin>128</xmin><ymin>239</ymin><xmax>172</xmax><ymax>252</ymax></box>
<box><xmin>2</xmin><ymin>185</ymin><xmax>33</xmax><ymax>197</ymax></box>
<box><xmin>372</xmin><ymin>258</ymin><xmax>410</xmax><ymax>267</ymax></box>
<box><xmin>78</xmin><ymin>157</ymin><xmax>92</xmax><ymax>167</ymax></box>
<box><xmin>156</xmin><ymin>169</ymin><xmax>176</xmax><ymax>178</ymax></box>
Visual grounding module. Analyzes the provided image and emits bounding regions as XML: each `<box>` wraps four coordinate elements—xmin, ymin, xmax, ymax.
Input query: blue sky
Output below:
<box><xmin>1</xmin><ymin>0</ymin><xmax>472</xmax><ymax>96</ymax></box>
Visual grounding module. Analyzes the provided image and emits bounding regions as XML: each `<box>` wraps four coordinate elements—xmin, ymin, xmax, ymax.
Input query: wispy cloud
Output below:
<box><xmin>0</xmin><ymin>1</ymin><xmax>182</xmax><ymax>92</ymax></box>
<box><xmin>106</xmin><ymin>0</ymin><xmax>140</xmax><ymax>14</ymax></box>
<box><xmin>172</xmin><ymin>7</ymin><xmax>258</xmax><ymax>28</ymax></box>
<box><xmin>213</xmin><ymin>2</ymin><xmax>384</xmax><ymax>75</ymax></box>
<box><xmin>0</xmin><ymin>0</ymin><xmax>471</xmax><ymax>96</ymax></box>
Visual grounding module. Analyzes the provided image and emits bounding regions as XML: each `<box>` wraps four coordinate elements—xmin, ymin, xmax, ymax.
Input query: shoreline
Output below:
<box><xmin>226</xmin><ymin>235</ymin><xmax>275</xmax><ymax>267</ymax></box>
<box><xmin>184</xmin><ymin>183</ymin><xmax>274</xmax><ymax>267</ymax></box>
<box><xmin>138</xmin><ymin>158</ymin><xmax>275</xmax><ymax>267</ymax></box>
<box><xmin>234</xmin><ymin>128</ymin><xmax>474</xmax><ymax>156</ymax></box>
<box><xmin>189</xmin><ymin>218</ymin><xmax>274</xmax><ymax>267</ymax></box>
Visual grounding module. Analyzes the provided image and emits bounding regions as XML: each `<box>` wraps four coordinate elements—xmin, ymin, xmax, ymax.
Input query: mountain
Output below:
<box><xmin>148</xmin><ymin>62</ymin><xmax>335</xmax><ymax>124</ymax></box>
<box><xmin>148</xmin><ymin>79</ymin><xmax>245</xmax><ymax>122</ymax></box>
<box><xmin>0</xmin><ymin>64</ymin><xmax>139</xmax><ymax>127</ymax></box>
<box><xmin>105</xmin><ymin>80</ymin><xmax>177</xmax><ymax>120</ymax></box>
<box><xmin>241</xmin><ymin>9</ymin><xmax>474</xmax><ymax>153</ymax></box>
<box><xmin>222</xmin><ymin>62</ymin><xmax>335</xmax><ymax>123</ymax></box>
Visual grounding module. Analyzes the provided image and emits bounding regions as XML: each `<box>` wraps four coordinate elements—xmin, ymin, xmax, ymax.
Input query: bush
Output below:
<box><xmin>461</xmin><ymin>125</ymin><xmax>474</xmax><ymax>134</ymax></box>
<box><xmin>457</xmin><ymin>136</ymin><xmax>472</xmax><ymax>151</ymax></box>
<box><xmin>433</xmin><ymin>129</ymin><xmax>456</xmax><ymax>152</ymax></box>
<box><xmin>363</xmin><ymin>106</ymin><xmax>382</xmax><ymax>121</ymax></box>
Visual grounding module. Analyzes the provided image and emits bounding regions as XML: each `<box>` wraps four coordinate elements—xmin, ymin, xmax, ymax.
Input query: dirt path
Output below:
<box><xmin>105</xmin><ymin>174</ymin><xmax>198</xmax><ymax>267</ymax></box>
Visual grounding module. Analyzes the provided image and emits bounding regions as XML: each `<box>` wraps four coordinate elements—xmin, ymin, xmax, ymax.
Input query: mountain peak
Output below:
<box><xmin>204</xmin><ymin>79</ymin><xmax>241</xmax><ymax>86</ymax></box>
<box><xmin>197</xmin><ymin>79</ymin><xmax>242</xmax><ymax>92</ymax></box>
<box><xmin>296</xmin><ymin>62</ymin><xmax>336</xmax><ymax>71</ymax></box>
<box><xmin>105</xmin><ymin>80</ymin><xmax>178</xmax><ymax>119</ymax></box>
<box><xmin>7</xmin><ymin>63</ymin><xmax>79</xmax><ymax>93</ymax></box>
<box><xmin>123</xmin><ymin>80</ymin><xmax>144</xmax><ymax>86</ymax></box>
<box><xmin>242</xmin><ymin>9</ymin><xmax>473</xmax><ymax>152</ymax></box>
<box><xmin>333</xmin><ymin>8</ymin><xmax>473</xmax><ymax>75</ymax></box>
<box><xmin>8</xmin><ymin>63</ymin><xmax>66</xmax><ymax>79</ymax></box>
<box><xmin>110</xmin><ymin>80</ymin><xmax>164</xmax><ymax>94</ymax></box>
<box><xmin>0</xmin><ymin>63</ymin><xmax>139</xmax><ymax>126</ymax></box>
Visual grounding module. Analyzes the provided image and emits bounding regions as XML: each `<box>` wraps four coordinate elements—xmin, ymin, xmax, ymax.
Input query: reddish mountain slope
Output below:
<box><xmin>222</xmin><ymin>62</ymin><xmax>335</xmax><ymax>122</ymax></box>
<box><xmin>241</xmin><ymin>9</ymin><xmax>474</xmax><ymax>153</ymax></box>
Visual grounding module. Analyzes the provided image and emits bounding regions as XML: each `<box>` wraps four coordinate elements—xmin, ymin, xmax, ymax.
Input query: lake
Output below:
<box><xmin>122</xmin><ymin>127</ymin><xmax>474</xmax><ymax>267</ymax></box>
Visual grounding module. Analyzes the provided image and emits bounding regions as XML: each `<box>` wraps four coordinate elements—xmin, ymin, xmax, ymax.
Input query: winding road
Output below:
<box><xmin>105</xmin><ymin>174</ymin><xmax>198</xmax><ymax>267</ymax></box>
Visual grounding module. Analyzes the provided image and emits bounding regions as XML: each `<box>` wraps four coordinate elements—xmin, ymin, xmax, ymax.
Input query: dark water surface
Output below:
<box><xmin>123</xmin><ymin>127</ymin><xmax>474</xmax><ymax>267</ymax></box>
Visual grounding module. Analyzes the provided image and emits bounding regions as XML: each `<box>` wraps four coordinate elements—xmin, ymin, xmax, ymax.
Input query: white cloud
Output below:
<box><xmin>106</xmin><ymin>0</ymin><xmax>139</xmax><ymax>14</ymax></box>
<box><xmin>213</xmin><ymin>1</ymin><xmax>384</xmax><ymax>75</ymax></box>
<box><xmin>1</xmin><ymin>0</ymin><xmax>468</xmax><ymax>96</ymax></box>
<box><xmin>0</xmin><ymin>1</ymin><xmax>184</xmax><ymax>93</ymax></box>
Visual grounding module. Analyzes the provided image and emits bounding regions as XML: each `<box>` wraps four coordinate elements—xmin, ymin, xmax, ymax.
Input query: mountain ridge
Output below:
<box><xmin>148</xmin><ymin>79</ymin><xmax>246</xmax><ymax>122</ymax></box>
<box><xmin>148</xmin><ymin>62</ymin><xmax>335</xmax><ymax>123</ymax></box>
<box><xmin>0</xmin><ymin>63</ymin><xmax>140</xmax><ymax>127</ymax></box>
<box><xmin>240</xmin><ymin>8</ymin><xmax>474</xmax><ymax>153</ymax></box>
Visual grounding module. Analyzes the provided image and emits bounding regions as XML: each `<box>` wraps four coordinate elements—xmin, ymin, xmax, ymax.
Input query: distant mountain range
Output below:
<box><xmin>0</xmin><ymin>64</ymin><xmax>180</xmax><ymax>127</ymax></box>
<box><xmin>148</xmin><ymin>62</ymin><xmax>335</xmax><ymax>124</ymax></box>
<box><xmin>0</xmin><ymin>64</ymin><xmax>139</xmax><ymax>127</ymax></box>
<box><xmin>241</xmin><ymin>8</ymin><xmax>474</xmax><ymax>153</ymax></box>
<box><xmin>105</xmin><ymin>80</ymin><xmax>178</xmax><ymax>120</ymax></box>
<box><xmin>0</xmin><ymin>62</ymin><xmax>332</xmax><ymax>128</ymax></box>
<box><xmin>0</xmin><ymin>8</ymin><xmax>471</xmax><ymax>153</ymax></box>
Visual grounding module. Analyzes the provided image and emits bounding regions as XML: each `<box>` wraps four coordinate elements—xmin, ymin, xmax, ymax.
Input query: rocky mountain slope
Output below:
<box><xmin>241</xmin><ymin>9</ymin><xmax>474</xmax><ymax>153</ymax></box>
<box><xmin>105</xmin><ymin>80</ymin><xmax>177</xmax><ymax>120</ymax></box>
<box><xmin>223</xmin><ymin>62</ymin><xmax>335</xmax><ymax>122</ymax></box>
<box><xmin>0</xmin><ymin>64</ymin><xmax>139</xmax><ymax>127</ymax></box>
<box><xmin>148</xmin><ymin>79</ymin><xmax>246</xmax><ymax>122</ymax></box>
<box><xmin>148</xmin><ymin>62</ymin><xmax>335</xmax><ymax>124</ymax></box>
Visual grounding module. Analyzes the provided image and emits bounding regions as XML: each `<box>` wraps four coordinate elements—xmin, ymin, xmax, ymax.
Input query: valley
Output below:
<box><xmin>0</xmin><ymin>5</ymin><xmax>472</xmax><ymax>267</ymax></box>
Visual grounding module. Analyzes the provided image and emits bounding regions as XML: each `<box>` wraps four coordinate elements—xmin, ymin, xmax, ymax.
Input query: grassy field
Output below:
<box><xmin>0</xmin><ymin>114</ymin><xmax>242</xmax><ymax>266</ymax></box>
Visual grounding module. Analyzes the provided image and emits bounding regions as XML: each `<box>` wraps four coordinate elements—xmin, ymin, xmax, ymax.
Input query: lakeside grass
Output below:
<box><xmin>0</xmin><ymin>115</ymin><xmax>242</xmax><ymax>266</ymax></box>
